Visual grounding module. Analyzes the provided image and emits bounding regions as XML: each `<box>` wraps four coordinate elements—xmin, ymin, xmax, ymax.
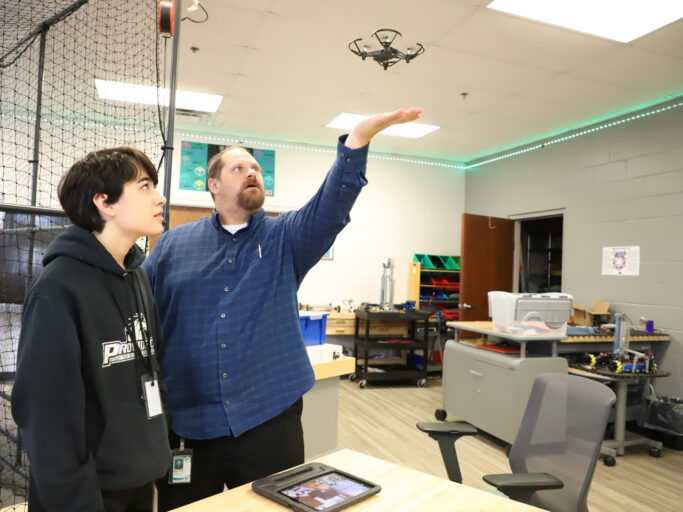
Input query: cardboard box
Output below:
<box><xmin>572</xmin><ymin>301</ymin><xmax>611</xmax><ymax>326</ymax></box>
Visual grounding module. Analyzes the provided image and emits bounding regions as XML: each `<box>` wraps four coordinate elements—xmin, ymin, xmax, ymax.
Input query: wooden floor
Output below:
<box><xmin>337</xmin><ymin>377</ymin><xmax>683</xmax><ymax>512</ymax></box>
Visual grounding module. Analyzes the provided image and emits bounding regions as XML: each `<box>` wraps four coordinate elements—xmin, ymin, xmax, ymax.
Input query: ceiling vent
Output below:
<box><xmin>175</xmin><ymin>108</ymin><xmax>209</xmax><ymax>124</ymax></box>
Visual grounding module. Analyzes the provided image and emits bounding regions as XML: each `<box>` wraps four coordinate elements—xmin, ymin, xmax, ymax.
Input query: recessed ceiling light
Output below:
<box><xmin>94</xmin><ymin>79</ymin><xmax>223</xmax><ymax>113</ymax></box>
<box><xmin>488</xmin><ymin>0</ymin><xmax>683</xmax><ymax>43</ymax></box>
<box><xmin>326</xmin><ymin>113</ymin><xmax>440</xmax><ymax>139</ymax></box>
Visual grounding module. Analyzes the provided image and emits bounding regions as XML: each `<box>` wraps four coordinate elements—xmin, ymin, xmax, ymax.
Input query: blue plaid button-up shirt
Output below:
<box><xmin>143</xmin><ymin>135</ymin><xmax>368</xmax><ymax>438</ymax></box>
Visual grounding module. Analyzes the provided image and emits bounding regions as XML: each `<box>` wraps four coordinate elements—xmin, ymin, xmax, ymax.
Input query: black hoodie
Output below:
<box><xmin>11</xmin><ymin>226</ymin><xmax>171</xmax><ymax>511</ymax></box>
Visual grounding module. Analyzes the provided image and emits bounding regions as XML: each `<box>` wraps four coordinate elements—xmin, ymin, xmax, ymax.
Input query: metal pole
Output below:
<box><xmin>0</xmin><ymin>204</ymin><xmax>66</xmax><ymax>216</ymax></box>
<box><xmin>0</xmin><ymin>0</ymin><xmax>88</xmax><ymax>65</ymax></box>
<box><xmin>29</xmin><ymin>29</ymin><xmax>48</xmax><ymax>206</ymax></box>
<box><xmin>26</xmin><ymin>27</ymin><xmax>49</xmax><ymax>292</ymax></box>
<box><xmin>162</xmin><ymin>0</ymin><xmax>182</xmax><ymax>232</ymax></box>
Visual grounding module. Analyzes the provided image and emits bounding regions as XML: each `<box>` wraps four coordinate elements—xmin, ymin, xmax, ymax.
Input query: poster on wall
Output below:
<box><xmin>601</xmin><ymin>246</ymin><xmax>640</xmax><ymax>276</ymax></box>
<box><xmin>179</xmin><ymin>141</ymin><xmax>275</xmax><ymax>196</ymax></box>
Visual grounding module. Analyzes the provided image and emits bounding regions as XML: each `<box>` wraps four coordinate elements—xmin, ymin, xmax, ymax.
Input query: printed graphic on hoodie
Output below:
<box><xmin>101</xmin><ymin>313</ymin><xmax>155</xmax><ymax>368</ymax></box>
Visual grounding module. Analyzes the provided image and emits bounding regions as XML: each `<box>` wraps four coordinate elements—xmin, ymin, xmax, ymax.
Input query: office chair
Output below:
<box><xmin>418</xmin><ymin>373</ymin><xmax>616</xmax><ymax>512</ymax></box>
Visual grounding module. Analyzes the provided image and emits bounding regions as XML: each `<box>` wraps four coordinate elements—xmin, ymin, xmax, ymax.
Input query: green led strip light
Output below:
<box><xmin>4</xmin><ymin>95</ymin><xmax>681</xmax><ymax>171</ymax></box>
<box><xmin>465</xmin><ymin>97</ymin><xmax>683</xmax><ymax>170</ymax></box>
<box><xmin>0</xmin><ymin>112</ymin><xmax>157</xmax><ymax>133</ymax></box>
<box><xmin>175</xmin><ymin>130</ymin><xmax>465</xmax><ymax>170</ymax></box>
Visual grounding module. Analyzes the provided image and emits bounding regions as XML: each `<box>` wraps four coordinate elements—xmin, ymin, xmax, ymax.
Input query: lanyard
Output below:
<box><xmin>100</xmin><ymin>268</ymin><xmax>157</xmax><ymax>379</ymax></box>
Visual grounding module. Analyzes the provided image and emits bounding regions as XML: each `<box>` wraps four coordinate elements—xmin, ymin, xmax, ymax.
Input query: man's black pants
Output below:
<box><xmin>156</xmin><ymin>398</ymin><xmax>304</xmax><ymax>511</ymax></box>
<box><xmin>28</xmin><ymin>475</ymin><xmax>154</xmax><ymax>512</ymax></box>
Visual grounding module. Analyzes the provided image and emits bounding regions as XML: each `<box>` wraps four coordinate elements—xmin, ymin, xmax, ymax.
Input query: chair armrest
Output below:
<box><xmin>416</xmin><ymin>422</ymin><xmax>478</xmax><ymax>436</ymax></box>
<box><xmin>416</xmin><ymin>422</ymin><xmax>478</xmax><ymax>484</ymax></box>
<box><xmin>483</xmin><ymin>472</ymin><xmax>563</xmax><ymax>504</ymax></box>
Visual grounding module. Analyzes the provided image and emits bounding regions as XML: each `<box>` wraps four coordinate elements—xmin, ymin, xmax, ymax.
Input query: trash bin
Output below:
<box><xmin>638</xmin><ymin>386</ymin><xmax>683</xmax><ymax>450</ymax></box>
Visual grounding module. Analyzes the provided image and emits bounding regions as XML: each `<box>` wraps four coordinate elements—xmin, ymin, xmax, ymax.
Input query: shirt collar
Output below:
<box><xmin>211</xmin><ymin>208</ymin><xmax>266</xmax><ymax>230</ymax></box>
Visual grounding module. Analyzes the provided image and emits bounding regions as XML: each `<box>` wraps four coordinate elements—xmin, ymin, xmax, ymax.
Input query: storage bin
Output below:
<box><xmin>488</xmin><ymin>291</ymin><xmax>573</xmax><ymax>336</ymax></box>
<box><xmin>298</xmin><ymin>311</ymin><xmax>329</xmax><ymax>346</ymax></box>
<box><xmin>440</xmin><ymin>255</ymin><xmax>460</xmax><ymax>270</ymax></box>
<box><xmin>413</xmin><ymin>254</ymin><xmax>436</xmax><ymax>269</ymax></box>
<box><xmin>431</xmin><ymin>255</ymin><xmax>446</xmax><ymax>269</ymax></box>
<box><xmin>306</xmin><ymin>343</ymin><xmax>343</xmax><ymax>364</ymax></box>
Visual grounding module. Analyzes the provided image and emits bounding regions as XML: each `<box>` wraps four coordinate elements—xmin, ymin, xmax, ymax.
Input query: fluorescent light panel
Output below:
<box><xmin>327</xmin><ymin>113</ymin><xmax>440</xmax><ymax>139</ymax></box>
<box><xmin>95</xmin><ymin>79</ymin><xmax>223</xmax><ymax>113</ymax></box>
<box><xmin>488</xmin><ymin>0</ymin><xmax>683</xmax><ymax>43</ymax></box>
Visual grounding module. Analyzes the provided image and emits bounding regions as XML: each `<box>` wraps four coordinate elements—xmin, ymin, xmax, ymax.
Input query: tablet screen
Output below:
<box><xmin>279</xmin><ymin>471</ymin><xmax>372</xmax><ymax>510</ymax></box>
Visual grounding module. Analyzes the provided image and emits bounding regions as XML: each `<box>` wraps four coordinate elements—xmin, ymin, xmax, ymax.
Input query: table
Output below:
<box><xmin>446</xmin><ymin>321</ymin><xmax>566</xmax><ymax>358</ymax></box>
<box><xmin>558</xmin><ymin>332</ymin><xmax>670</xmax><ymax>356</ymax></box>
<box><xmin>559</xmin><ymin>331</ymin><xmax>670</xmax><ymax>461</ymax></box>
<box><xmin>303</xmin><ymin>356</ymin><xmax>355</xmax><ymax>459</ymax></box>
<box><xmin>170</xmin><ymin>449</ymin><xmax>546</xmax><ymax>511</ymax></box>
<box><xmin>568</xmin><ymin>367</ymin><xmax>669</xmax><ymax>460</ymax></box>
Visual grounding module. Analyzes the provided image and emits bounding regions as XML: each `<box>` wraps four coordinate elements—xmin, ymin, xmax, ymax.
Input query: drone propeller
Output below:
<box><xmin>372</xmin><ymin>28</ymin><xmax>402</xmax><ymax>49</ymax></box>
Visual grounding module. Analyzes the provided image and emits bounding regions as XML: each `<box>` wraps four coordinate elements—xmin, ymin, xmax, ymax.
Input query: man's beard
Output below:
<box><xmin>237</xmin><ymin>183</ymin><xmax>265</xmax><ymax>212</ymax></box>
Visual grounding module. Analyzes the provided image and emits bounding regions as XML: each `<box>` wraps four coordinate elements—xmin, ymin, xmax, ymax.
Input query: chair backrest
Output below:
<box><xmin>509</xmin><ymin>373</ymin><xmax>616</xmax><ymax>512</ymax></box>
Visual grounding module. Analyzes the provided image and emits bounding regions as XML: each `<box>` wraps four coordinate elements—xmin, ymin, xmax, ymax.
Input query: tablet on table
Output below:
<box><xmin>252</xmin><ymin>462</ymin><xmax>381</xmax><ymax>511</ymax></box>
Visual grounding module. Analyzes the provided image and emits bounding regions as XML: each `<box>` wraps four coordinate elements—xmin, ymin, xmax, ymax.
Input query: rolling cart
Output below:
<box><xmin>350</xmin><ymin>310</ymin><xmax>430</xmax><ymax>388</ymax></box>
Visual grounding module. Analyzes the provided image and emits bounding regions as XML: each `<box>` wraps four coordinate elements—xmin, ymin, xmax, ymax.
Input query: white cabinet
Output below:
<box><xmin>441</xmin><ymin>322</ymin><xmax>568</xmax><ymax>444</ymax></box>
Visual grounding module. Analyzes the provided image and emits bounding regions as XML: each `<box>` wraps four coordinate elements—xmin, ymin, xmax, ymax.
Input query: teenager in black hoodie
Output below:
<box><xmin>11</xmin><ymin>148</ymin><xmax>171</xmax><ymax>511</ymax></box>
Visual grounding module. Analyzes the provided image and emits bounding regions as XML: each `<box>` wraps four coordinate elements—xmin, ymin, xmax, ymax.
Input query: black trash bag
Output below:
<box><xmin>638</xmin><ymin>386</ymin><xmax>683</xmax><ymax>436</ymax></box>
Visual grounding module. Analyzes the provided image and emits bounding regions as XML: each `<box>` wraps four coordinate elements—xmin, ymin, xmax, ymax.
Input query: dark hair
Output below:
<box><xmin>207</xmin><ymin>146</ymin><xmax>245</xmax><ymax>182</ymax></box>
<box><xmin>206</xmin><ymin>146</ymin><xmax>245</xmax><ymax>199</ymax></box>
<box><xmin>58</xmin><ymin>147</ymin><xmax>158</xmax><ymax>232</ymax></box>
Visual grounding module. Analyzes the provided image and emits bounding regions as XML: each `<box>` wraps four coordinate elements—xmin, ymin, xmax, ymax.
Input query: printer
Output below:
<box><xmin>488</xmin><ymin>291</ymin><xmax>573</xmax><ymax>336</ymax></box>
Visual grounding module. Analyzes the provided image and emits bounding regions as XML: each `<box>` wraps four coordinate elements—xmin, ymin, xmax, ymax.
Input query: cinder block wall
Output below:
<box><xmin>464</xmin><ymin>106</ymin><xmax>683</xmax><ymax>397</ymax></box>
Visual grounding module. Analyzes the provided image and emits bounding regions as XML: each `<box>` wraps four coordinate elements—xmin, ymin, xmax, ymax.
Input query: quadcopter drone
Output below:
<box><xmin>348</xmin><ymin>28</ymin><xmax>425</xmax><ymax>70</ymax></box>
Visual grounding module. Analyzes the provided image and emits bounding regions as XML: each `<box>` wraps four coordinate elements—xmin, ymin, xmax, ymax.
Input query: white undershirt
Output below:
<box><xmin>222</xmin><ymin>223</ymin><xmax>248</xmax><ymax>234</ymax></box>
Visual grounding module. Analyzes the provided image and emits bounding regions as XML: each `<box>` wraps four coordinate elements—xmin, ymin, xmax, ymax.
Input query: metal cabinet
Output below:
<box><xmin>440</xmin><ymin>322</ymin><xmax>568</xmax><ymax>443</ymax></box>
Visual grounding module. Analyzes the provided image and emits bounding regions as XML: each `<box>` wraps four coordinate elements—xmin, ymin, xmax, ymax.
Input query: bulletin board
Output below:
<box><xmin>179</xmin><ymin>141</ymin><xmax>275</xmax><ymax>196</ymax></box>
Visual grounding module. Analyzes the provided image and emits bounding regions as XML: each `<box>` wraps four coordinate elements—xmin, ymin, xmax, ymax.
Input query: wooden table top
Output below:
<box><xmin>447</xmin><ymin>321</ymin><xmax>669</xmax><ymax>343</ymax></box>
<box><xmin>170</xmin><ymin>449</ymin><xmax>546</xmax><ymax>512</ymax></box>
<box><xmin>312</xmin><ymin>356</ymin><xmax>355</xmax><ymax>380</ymax></box>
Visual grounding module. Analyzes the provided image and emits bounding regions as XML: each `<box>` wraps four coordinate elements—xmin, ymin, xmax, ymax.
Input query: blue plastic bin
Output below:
<box><xmin>298</xmin><ymin>311</ymin><xmax>329</xmax><ymax>346</ymax></box>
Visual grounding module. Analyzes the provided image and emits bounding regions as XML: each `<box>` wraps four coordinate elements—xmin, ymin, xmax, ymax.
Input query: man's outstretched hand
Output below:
<box><xmin>345</xmin><ymin>108</ymin><xmax>424</xmax><ymax>149</ymax></box>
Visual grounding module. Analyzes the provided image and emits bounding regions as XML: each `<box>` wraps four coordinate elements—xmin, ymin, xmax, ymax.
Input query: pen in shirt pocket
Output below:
<box><xmin>258</xmin><ymin>243</ymin><xmax>262</xmax><ymax>258</ymax></box>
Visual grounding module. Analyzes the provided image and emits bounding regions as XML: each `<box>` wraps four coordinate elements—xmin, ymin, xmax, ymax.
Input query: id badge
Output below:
<box><xmin>169</xmin><ymin>442</ymin><xmax>193</xmax><ymax>484</ymax></box>
<box><xmin>141</xmin><ymin>374</ymin><xmax>163</xmax><ymax>419</ymax></box>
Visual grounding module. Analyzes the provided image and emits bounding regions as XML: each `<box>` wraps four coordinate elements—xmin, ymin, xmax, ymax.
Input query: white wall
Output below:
<box><xmin>464</xmin><ymin>107</ymin><xmax>683</xmax><ymax>397</ymax></box>
<box><xmin>167</xmin><ymin>133</ymin><xmax>466</xmax><ymax>307</ymax></box>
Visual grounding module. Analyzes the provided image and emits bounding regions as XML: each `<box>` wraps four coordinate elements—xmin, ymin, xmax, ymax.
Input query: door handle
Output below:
<box><xmin>461</xmin><ymin>303</ymin><xmax>472</xmax><ymax>310</ymax></box>
<box><xmin>469</xmin><ymin>370</ymin><xmax>483</xmax><ymax>378</ymax></box>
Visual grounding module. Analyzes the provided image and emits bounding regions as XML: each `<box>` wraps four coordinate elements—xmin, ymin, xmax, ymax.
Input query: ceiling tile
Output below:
<box><xmin>520</xmin><ymin>74</ymin><xmax>646</xmax><ymax>112</ymax></box>
<box><xmin>572</xmin><ymin>47</ymin><xmax>683</xmax><ymax>96</ymax></box>
<box><xmin>438</xmin><ymin>8</ymin><xmax>619</xmax><ymax>72</ymax></box>
<box><xmin>167</xmin><ymin>0</ymin><xmax>683</xmax><ymax>162</ymax></box>
<box><xmin>633</xmin><ymin>18</ymin><xmax>683</xmax><ymax>59</ymax></box>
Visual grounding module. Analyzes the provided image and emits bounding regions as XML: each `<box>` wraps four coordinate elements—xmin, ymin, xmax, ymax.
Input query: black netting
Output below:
<box><xmin>1</xmin><ymin>0</ymin><xmax>165</xmax><ymax>504</ymax></box>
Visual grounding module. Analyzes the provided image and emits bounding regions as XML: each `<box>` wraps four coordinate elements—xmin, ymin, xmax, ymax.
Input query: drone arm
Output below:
<box><xmin>404</xmin><ymin>43</ymin><xmax>425</xmax><ymax>63</ymax></box>
<box><xmin>348</xmin><ymin>38</ymin><xmax>364</xmax><ymax>57</ymax></box>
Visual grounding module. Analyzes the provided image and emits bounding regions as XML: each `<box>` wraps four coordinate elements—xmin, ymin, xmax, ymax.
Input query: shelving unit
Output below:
<box><xmin>351</xmin><ymin>310</ymin><xmax>430</xmax><ymax>389</ymax></box>
<box><xmin>408</xmin><ymin>254</ymin><xmax>460</xmax><ymax>317</ymax></box>
<box><xmin>520</xmin><ymin>217</ymin><xmax>563</xmax><ymax>293</ymax></box>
